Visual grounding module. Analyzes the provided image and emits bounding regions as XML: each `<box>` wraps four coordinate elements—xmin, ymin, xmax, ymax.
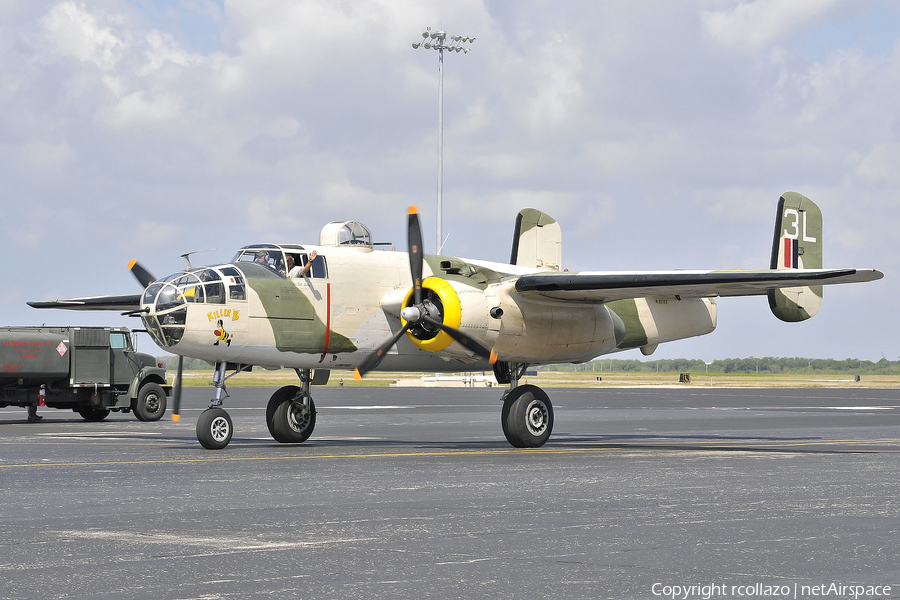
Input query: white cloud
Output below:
<box><xmin>700</xmin><ymin>0</ymin><xmax>842</xmax><ymax>52</ymax></box>
<box><xmin>139</xmin><ymin>30</ymin><xmax>198</xmax><ymax>75</ymax></box>
<box><xmin>20</xmin><ymin>140</ymin><xmax>76</xmax><ymax>171</ymax></box>
<box><xmin>856</xmin><ymin>143</ymin><xmax>900</xmax><ymax>185</ymax></box>
<box><xmin>98</xmin><ymin>89</ymin><xmax>184</xmax><ymax>129</ymax></box>
<box><xmin>42</xmin><ymin>2</ymin><xmax>126</xmax><ymax>70</ymax></box>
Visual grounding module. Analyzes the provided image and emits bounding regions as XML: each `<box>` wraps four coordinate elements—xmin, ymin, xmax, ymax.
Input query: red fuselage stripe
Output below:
<box><xmin>319</xmin><ymin>282</ymin><xmax>331</xmax><ymax>363</ymax></box>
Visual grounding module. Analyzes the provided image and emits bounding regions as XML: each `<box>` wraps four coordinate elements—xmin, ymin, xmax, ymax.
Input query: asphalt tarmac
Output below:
<box><xmin>1</xmin><ymin>385</ymin><xmax>899</xmax><ymax>600</ymax></box>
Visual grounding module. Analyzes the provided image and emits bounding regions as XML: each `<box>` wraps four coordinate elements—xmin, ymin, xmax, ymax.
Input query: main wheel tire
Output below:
<box><xmin>77</xmin><ymin>407</ymin><xmax>111</xmax><ymax>421</ymax></box>
<box><xmin>271</xmin><ymin>396</ymin><xmax>316</xmax><ymax>444</ymax></box>
<box><xmin>196</xmin><ymin>408</ymin><xmax>233</xmax><ymax>450</ymax></box>
<box><xmin>502</xmin><ymin>384</ymin><xmax>553</xmax><ymax>448</ymax></box>
<box><xmin>266</xmin><ymin>386</ymin><xmax>301</xmax><ymax>439</ymax></box>
<box><xmin>133</xmin><ymin>382</ymin><xmax>167</xmax><ymax>422</ymax></box>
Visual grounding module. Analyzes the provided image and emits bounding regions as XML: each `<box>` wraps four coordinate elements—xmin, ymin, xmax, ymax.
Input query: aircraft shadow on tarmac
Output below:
<box><xmin>5</xmin><ymin>414</ymin><xmax>890</xmax><ymax>455</ymax></box>
<box><xmin>204</xmin><ymin>432</ymin><xmax>890</xmax><ymax>455</ymax></box>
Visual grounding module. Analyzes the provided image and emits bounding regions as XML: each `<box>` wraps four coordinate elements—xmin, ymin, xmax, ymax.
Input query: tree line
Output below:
<box><xmin>539</xmin><ymin>357</ymin><xmax>900</xmax><ymax>375</ymax></box>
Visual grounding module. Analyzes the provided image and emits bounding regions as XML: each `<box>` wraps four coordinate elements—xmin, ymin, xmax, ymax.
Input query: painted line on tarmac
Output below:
<box><xmin>2</xmin><ymin>439</ymin><xmax>899</xmax><ymax>470</ymax></box>
<box><xmin>0</xmin><ymin>447</ymin><xmax>595</xmax><ymax>469</ymax></box>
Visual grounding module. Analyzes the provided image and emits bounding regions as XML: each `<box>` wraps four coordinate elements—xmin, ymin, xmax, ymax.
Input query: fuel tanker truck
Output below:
<box><xmin>0</xmin><ymin>326</ymin><xmax>170</xmax><ymax>421</ymax></box>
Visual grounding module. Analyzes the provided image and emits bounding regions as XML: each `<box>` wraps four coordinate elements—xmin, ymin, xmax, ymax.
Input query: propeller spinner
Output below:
<box><xmin>354</xmin><ymin>206</ymin><xmax>497</xmax><ymax>380</ymax></box>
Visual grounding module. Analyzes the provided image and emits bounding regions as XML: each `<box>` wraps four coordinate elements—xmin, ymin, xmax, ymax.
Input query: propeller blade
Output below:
<box><xmin>171</xmin><ymin>355</ymin><xmax>183</xmax><ymax>423</ymax></box>
<box><xmin>128</xmin><ymin>259</ymin><xmax>157</xmax><ymax>288</ymax></box>
<box><xmin>420</xmin><ymin>315</ymin><xmax>497</xmax><ymax>363</ymax></box>
<box><xmin>357</xmin><ymin>206</ymin><xmax>498</xmax><ymax>381</ymax></box>
<box><xmin>408</xmin><ymin>206</ymin><xmax>424</xmax><ymax>307</ymax></box>
<box><xmin>354</xmin><ymin>323</ymin><xmax>411</xmax><ymax>380</ymax></box>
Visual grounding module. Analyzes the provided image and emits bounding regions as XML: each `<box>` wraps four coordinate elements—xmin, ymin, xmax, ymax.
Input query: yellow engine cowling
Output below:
<box><xmin>400</xmin><ymin>277</ymin><xmax>491</xmax><ymax>356</ymax></box>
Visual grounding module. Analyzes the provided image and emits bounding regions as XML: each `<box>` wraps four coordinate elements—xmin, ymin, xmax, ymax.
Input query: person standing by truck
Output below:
<box><xmin>26</xmin><ymin>399</ymin><xmax>41</xmax><ymax>422</ymax></box>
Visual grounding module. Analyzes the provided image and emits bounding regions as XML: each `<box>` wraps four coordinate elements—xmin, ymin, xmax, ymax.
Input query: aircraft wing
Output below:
<box><xmin>28</xmin><ymin>294</ymin><xmax>143</xmax><ymax>311</ymax></box>
<box><xmin>514</xmin><ymin>268</ymin><xmax>883</xmax><ymax>303</ymax></box>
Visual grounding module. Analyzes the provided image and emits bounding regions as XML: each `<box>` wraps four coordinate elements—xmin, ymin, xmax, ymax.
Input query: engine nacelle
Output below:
<box><xmin>401</xmin><ymin>277</ymin><xmax>492</xmax><ymax>357</ymax></box>
<box><xmin>491</xmin><ymin>288</ymin><xmax>621</xmax><ymax>364</ymax></box>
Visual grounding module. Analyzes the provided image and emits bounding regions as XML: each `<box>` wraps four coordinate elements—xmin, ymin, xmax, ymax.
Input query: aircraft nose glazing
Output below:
<box><xmin>139</xmin><ymin>267</ymin><xmax>236</xmax><ymax>349</ymax></box>
<box><xmin>140</xmin><ymin>279</ymin><xmax>188</xmax><ymax>349</ymax></box>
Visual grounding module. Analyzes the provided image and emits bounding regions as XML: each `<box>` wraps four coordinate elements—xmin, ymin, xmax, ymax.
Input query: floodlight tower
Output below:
<box><xmin>411</xmin><ymin>28</ymin><xmax>475</xmax><ymax>253</ymax></box>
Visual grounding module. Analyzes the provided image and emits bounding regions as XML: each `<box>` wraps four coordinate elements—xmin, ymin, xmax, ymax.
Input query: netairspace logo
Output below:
<box><xmin>650</xmin><ymin>582</ymin><xmax>893</xmax><ymax>600</ymax></box>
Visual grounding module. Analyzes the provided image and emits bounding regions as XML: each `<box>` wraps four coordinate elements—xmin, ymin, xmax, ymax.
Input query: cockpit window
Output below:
<box><xmin>205</xmin><ymin>282</ymin><xmax>226</xmax><ymax>304</ymax></box>
<box><xmin>285</xmin><ymin>253</ymin><xmax>328</xmax><ymax>279</ymax></box>
<box><xmin>197</xmin><ymin>269</ymin><xmax>221</xmax><ymax>283</ymax></box>
<box><xmin>233</xmin><ymin>247</ymin><xmax>285</xmax><ymax>275</ymax></box>
<box><xmin>196</xmin><ymin>269</ymin><xmax>226</xmax><ymax>304</ymax></box>
<box><xmin>171</xmin><ymin>274</ymin><xmax>204</xmax><ymax>304</ymax></box>
<box><xmin>221</xmin><ymin>267</ymin><xmax>247</xmax><ymax>300</ymax></box>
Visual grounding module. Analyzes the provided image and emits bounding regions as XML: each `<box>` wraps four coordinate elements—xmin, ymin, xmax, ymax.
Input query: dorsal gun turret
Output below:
<box><xmin>320</xmin><ymin>221</ymin><xmax>374</xmax><ymax>251</ymax></box>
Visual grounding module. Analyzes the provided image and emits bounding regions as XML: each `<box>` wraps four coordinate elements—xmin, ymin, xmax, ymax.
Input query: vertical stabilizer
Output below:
<box><xmin>509</xmin><ymin>209</ymin><xmax>561</xmax><ymax>271</ymax></box>
<box><xmin>768</xmin><ymin>191</ymin><xmax>823</xmax><ymax>322</ymax></box>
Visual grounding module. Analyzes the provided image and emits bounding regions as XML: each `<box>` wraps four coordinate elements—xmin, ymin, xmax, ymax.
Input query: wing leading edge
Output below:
<box><xmin>514</xmin><ymin>268</ymin><xmax>883</xmax><ymax>303</ymax></box>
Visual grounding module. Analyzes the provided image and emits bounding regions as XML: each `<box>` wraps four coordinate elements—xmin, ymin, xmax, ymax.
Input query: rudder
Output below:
<box><xmin>509</xmin><ymin>209</ymin><xmax>562</xmax><ymax>271</ymax></box>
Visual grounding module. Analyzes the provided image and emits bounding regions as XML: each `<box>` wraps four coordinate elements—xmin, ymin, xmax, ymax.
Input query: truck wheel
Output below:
<box><xmin>196</xmin><ymin>408</ymin><xmax>233</xmax><ymax>450</ymax></box>
<box><xmin>77</xmin><ymin>407</ymin><xmax>111</xmax><ymax>421</ymax></box>
<box><xmin>133</xmin><ymin>382</ymin><xmax>167</xmax><ymax>421</ymax></box>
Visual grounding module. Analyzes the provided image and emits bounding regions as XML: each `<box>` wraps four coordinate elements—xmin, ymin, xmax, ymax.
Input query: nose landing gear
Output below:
<box><xmin>196</xmin><ymin>361</ymin><xmax>235</xmax><ymax>450</ymax></box>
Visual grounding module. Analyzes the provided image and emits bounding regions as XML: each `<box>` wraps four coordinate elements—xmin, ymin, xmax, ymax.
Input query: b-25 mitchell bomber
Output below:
<box><xmin>30</xmin><ymin>192</ymin><xmax>882</xmax><ymax>450</ymax></box>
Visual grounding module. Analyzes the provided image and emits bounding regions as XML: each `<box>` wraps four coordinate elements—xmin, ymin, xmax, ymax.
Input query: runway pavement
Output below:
<box><xmin>1</xmin><ymin>385</ymin><xmax>899</xmax><ymax>599</ymax></box>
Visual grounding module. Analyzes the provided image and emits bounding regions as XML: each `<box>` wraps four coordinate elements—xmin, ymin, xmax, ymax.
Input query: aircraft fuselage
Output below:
<box><xmin>140</xmin><ymin>244</ymin><xmax>718</xmax><ymax>372</ymax></box>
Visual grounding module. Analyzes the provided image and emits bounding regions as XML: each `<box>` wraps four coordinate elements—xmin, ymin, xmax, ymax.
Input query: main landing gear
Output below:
<box><xmin>265</xmin><ymin>370</ymin><xmax>317</xmax><ymax>444</ymax></box>
<box><xmin>194</xmin><ymin>362</ymin><xmax>320</xmax><ymax>450</ymax></box>
<box><xmin>495</xmin><ymin>362</ymin><xmax>554</xmax><ymax>448</ymax></box>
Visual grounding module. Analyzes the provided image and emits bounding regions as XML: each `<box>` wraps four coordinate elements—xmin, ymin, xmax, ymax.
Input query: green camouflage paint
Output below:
<box><xmin>769</xmin><ymin>192</ymin><xmax>823</xmax><ymax>322</ymax></box>
<box><xmin>247</xmin><ymin>278</ymin><xmax>357</xmax><ymax>354</ymax></box>
<box><xmin>606</xmin><ymin>299</ymin><xmax>648</xmax><ymax>349</ymax></box>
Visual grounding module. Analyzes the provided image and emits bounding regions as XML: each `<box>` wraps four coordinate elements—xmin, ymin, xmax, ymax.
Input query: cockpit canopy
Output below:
<box><xmin>233</xmin><ymin>244</ymin><xmax>289</xmax><ymax>273</ymax></box>
<box><xmin>319</xmin><ymin>221</ymin><xmax>372</xmax><ymax>247</ymax></box>
<box><xmin>231</xmin><ymin>244</ymin><xmax>327</xmax><ymax>279</ymax></box>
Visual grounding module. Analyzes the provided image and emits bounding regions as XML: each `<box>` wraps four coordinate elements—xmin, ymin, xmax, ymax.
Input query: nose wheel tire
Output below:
<box><xmin>501</xmin><ymin>384</ymin><xmax>553</xmax><ymax>448</ymax></box>
<box><xmin>197</xmin><ymin>407</ymin><xmax>233</xmax><ymax>450</ymax></box>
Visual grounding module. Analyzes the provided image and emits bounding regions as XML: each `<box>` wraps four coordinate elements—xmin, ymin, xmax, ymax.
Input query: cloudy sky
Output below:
<box><xmin>1</xmin><ymin>0</ymin><xmax>897</xmax><ymax>362</ymax></box>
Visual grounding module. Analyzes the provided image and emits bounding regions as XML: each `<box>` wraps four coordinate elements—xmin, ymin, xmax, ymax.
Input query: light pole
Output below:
<box><xmin>412</xmin><ymin>28</ymin><xmax>475</xmax><ymax>253</ymax></box>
